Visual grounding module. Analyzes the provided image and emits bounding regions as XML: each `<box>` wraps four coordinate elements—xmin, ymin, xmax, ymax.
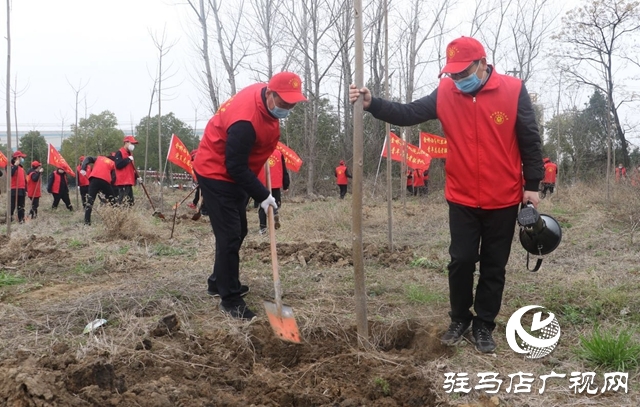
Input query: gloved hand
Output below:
<box><xmin>129</xmin><ymin>156</ymin><xmax>134</xmax><ymax>162</ymax></box>
<box><xmin>38</xmin><ymin>167</ymin><xmax>44</xmax><ymax>173</ymax></box>
<box><xmin>260</xmin><ymin>194</ymin><xmax>278</xmax><ymax>212</ymax></box>
<box><xmin>137</xmin><ymin>177</ymin><xmax>143</xmax><ymax>183</ymax></box>
<box><xmin>80</xmin><ymin>170</ymin><xmax>87</xmax><ymax>176</ymax></box>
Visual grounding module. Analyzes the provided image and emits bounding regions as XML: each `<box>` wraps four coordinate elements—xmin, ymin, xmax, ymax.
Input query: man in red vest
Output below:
<box><xmin>47</xmin><ymin>167</ymin><xmax>74</xmax><ymax>211</ymax></box>
<box><xmin>10</xmin><ymin>150</ymin><xmax>28</xmax><ymax>224</ymax></box>
<box><xmin>81</xmin><ymin>155</ymin><xmax>117</xmax><ymax>226</ymax></box>
<box><xmin>193</xmin><ymin>72</ymin><xmax>307</xmax><ymax>320</ymax></box>
<box><xmin>257</xmin><ymin>149</ymin><xmax>289</xmax><ymax>234</ymax></box>
<box><xmin>26</xmin><ymin>161</ymin><xmax>44</xmax><ymax>219</ymax></box>
<box><xmin>350</xmin><ymin>36</ymin><xmax>543</xmax><ymax>353</ymax></box>
<box><xmin>335</xmin><ymin>160</ymin><xmax>352</xmax><ymax>199</ymax></box>
<box><xmin>406</xmin><ymin>169</ymin><xmax>415</xmax><ymax>195</ymax></box>
<box><xmin>77</xmin><ymin>155</ymin><xmax>92</xmax><ymax>209</ymax></box>
<box><xmin>615</xmin><ymin>163</ymin><xmax>627</xmax><ymax>183</ymax></box>
<box><xmin>115</xmin><ymin>135</ymin><xmax>139</xmax><ymax>206</ymax></box>
<box><xmin>541</xmin><ymin>158</ymin><xmax>557</xmax><ymax>196</ymax></box>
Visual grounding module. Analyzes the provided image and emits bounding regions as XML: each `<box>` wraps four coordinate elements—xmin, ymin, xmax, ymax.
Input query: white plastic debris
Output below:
<box><xmin>83</xmin><ymin>319</ymin><xmax>107</xmax><ymax>334</ymax></box>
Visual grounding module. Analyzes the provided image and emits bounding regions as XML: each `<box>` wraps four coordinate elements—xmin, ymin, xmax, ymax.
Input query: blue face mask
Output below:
<box><xmin>454</xmin><ymin>65</ymin><xmax>483</xmax><ymax>94</ymax></box>
<box><xmin>269</xmin><ymin>105</ymin><xmax>290</xmax><ymax>119</ymax></box>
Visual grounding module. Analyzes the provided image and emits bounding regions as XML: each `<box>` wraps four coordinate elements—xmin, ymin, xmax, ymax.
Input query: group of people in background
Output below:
<box><xmin>406</xmin><ymin>168</ymin><xmax>429</xmax><ymax>196</ymax></box>
<box><xmin>616</xmin><ymin>163</ymin><xmax>640</xmax><ymax>186</ymax></box>
<box><xmin>2</xmin><ymin>135</ymin><xmax>145</xmax><ymax>225</ymax></box>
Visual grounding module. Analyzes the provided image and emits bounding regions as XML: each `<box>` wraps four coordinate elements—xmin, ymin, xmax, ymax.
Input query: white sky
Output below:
<box><xmin>0</xmin><ymin>0</ymin><xmax>201</xmax><ymax>137</ymax></box>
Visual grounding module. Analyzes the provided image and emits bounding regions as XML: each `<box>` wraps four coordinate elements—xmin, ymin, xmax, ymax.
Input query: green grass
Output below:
<box><xmin>373</xmin><ymin>377</ymin><xmax>391</xmax><ymax>396</ymax></box>
<box><xmin>73</xmin><ymin>262</ymin><xmax>99</xmax><ymax>275</ymax></box>
<box><xmin>576</xmin><ymin>328</ymin><xmax>640</xmax><ymax>371</ymax></box>
<box><xmin>68</xmin><ymin>239</ymin><xmax>85</xmax><ymax>248</ymax></box>
<box><xmin>153</xmin><ymin>244</ymin><xmax>188</xmax><ymax>256</ymax></box>
<box><xmin>405</xmin><ymin>284</ymin><xmax>445</xmax><ymax>304</ymax></box>
<box><xmin>0</xmin><ymin>272</ymin><xmax>27</xmax><ymax>287</ymax></box>
<box><xmin>410</xmin><ymin>257</ymin><xmax>447</xmax><ymax>272</ymax></box>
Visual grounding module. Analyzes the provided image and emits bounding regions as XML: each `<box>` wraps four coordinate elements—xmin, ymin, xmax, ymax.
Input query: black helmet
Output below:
<box><xmin>517</xmin><ymin>204</ymin><xmax>562</xmax><ymax>271</ymax></box>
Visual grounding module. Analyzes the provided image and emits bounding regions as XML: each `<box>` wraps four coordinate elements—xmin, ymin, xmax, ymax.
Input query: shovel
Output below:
<box><xmin>262</xmin><ymin>162</ymin><xmax>301</xmax><ymax>343</ymax></box>
<box><xmin>134</xmin><ymin>168</ymin><xmax>165</xmax><ymax>219</ymax></box>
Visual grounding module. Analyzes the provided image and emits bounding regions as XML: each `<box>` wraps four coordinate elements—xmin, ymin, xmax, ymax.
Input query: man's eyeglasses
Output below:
<box><xmin>447</xmin><ymin>61</ymin><xmax>480</xmax><ymax>81</ymax></box>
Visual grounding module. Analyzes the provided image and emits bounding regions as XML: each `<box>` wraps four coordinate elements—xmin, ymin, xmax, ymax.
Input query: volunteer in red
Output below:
<box><xmin>114</xmin><ymin>135</ymin><xmax>140</xmax><ymax>206</ymax></box>
<box><xmin>10</xmin><ymin>151</ymin><xmax>28</xmax><ymax>224</ymax></box>
<box><xmin>541</xmin><ymin>158</ymin><xmax>557</xmax><ymax>196</ymax></box>
<box><xmin>193</xmin><ymin>71</ymin><xmax>307</xmax><ymax>321</ymax></box>
<box><xmin>335</xmin><ymin>160</ymin><xmax>352</xmax><ymax>199</ymax></box>
<box><xmin>77</xmin><ymin>155</ymin><xmax>92</xmax><ymax>209</ymax></box>
<box><xmin>413</xmin><ymin>168</ymin><xmax>426</xmax><ymax>196</ymax></box>
<box><xmin>349</xmin><ymin>36</ymin><xmax>543</xmax><ymax>353</ymax></box>
<box><xmin>406</xmin><ymin>169</ymin><xmax>415</xmax><ymax>195</ymax></box>
<box><xmin>47</xmin><ymin>167</ymin><xmax>74</xmax><ymax>211</ymax></box>
<box><xmin>81</xmin><ymin>155</ymin><xmax>117</xmax><ymax>226</ymax></box>
<box><xmin>615</xmin><ymin>163</ymin><xmax>627</xmax><ymax>183</ymax></box>
<box><xmin>26</xmin><ymin>161</ymin><xmax>44</xmax><ymax>219</ymax></box>
<box><xmin>257</xmin><ymin>148</ymin><xmax>290</xmax><ymax>234</ymax></box>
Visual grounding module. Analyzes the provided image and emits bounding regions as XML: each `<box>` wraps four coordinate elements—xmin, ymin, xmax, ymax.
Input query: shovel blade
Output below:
<box><xmin>191</xmin><ymin>211</ymin><xmax>201</xmax><ymax>221</ymax></box>
<box><xmin>263</xmin><ymin>300</ymin><xmax>301</xmax><ymax>343</ymax></box>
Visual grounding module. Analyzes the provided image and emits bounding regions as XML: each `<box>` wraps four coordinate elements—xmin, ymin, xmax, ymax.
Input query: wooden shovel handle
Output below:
<box><xmin>265</xmin><ymin>162</ymin><xmax>283</xmax><ymax>316</ymax></box>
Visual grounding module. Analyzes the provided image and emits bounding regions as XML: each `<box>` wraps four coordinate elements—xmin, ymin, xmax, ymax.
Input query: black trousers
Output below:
<box><xmin>193</xmin><ymin>186</ymin><xmax>200</xmax><ymax>205</ymax></box>
<box><xmin>10</xmin><ymin>190</ymin><xmax>26</xmax><ymax>222</ymax></box>
<box><xmin>258</xmin><ymin>188</ymin><xmax>281</xmax><ymax>229</ymax></box>
<box><xmin>198</xmin><ymin>176</ymin><xmax>249</xmax><ymax>308</ymax></box>
<box><xmin>85</xmin><ymin>178</ymin><xmax>117</xmax><ymax>224</ymax></box>
<box><xmin>52</xmin><ymin>193</ymin><xmax>72</xmax><ymax>210</ymax></box>
<box><xmin>79</xmin><ymin>185</ymin><xmax>89</xmax><ymax>208</ymax></box>
<box><xmin>447</xmin><ymin>201</ymin><xmax>519</xmax><ymax>331</ymax></box>
<box><xmin>117</xmin><ymin>185</ymin><xmax>134</xmax><ymax>206</ymax></box>
<box><xmin>338</xmin><ymin>184</ymin><xmax>347</xmax><ymax>199</ymax></box>
<box><xmin>29</xmin><ymin>196</ymin><xmax>40</xmax><ymax>218</ymax></box>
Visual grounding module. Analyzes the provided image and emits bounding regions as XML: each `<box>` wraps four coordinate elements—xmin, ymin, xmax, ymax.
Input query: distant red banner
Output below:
<box><xmin>167</xmin><ymin>134</ymin><xmax>195</xmax><ymax>179</ymax></box>
<box><xmin>419</xmin><ymin>132</ymin><xmax>447</xmax><ymax>158</ymax></box>
<box><xmin>381</xmin><ymin>132</ymin><xmax>431</xmax><ymax>170</ymax></box>
<box><xmin>276</xmin><ymin>141</ymin><xmax>303</xmax><ymax>172</ymax></box>
<box><xmin>47</xmin><ymin>144</ymin><xmax>75</xmax><ymax>177</ymax></box>
<box><xmin>0</xmin><ymin>150</ymin><xmax>7</xmax><ymax>168</ymax></box>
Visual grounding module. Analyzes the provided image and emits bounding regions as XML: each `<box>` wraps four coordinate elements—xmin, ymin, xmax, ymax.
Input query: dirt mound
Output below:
<box><xmin>0</xmin><ymin>235</ymin><xmax>67</xmax><ymax>264</ymax></box>
<box><xmin>0</xmin><ymin>319</ymin><xmax>450</xmax><ymax>407</ymax></box>
<box><xmin>243</xmin><ymin>241</ymin><xmax>417</xmax><ymax>267</ymax></box>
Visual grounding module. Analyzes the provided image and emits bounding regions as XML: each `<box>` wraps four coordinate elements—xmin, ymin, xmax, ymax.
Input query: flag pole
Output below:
<box><xmin>371</xmin><ymin>139</ymin><xmax>385</xmax><ymax>198</ymax></box>
<box><xmin>384</xmin><ymin>0</ymin><xmax>393</xmax><ymax>250</ymax></box>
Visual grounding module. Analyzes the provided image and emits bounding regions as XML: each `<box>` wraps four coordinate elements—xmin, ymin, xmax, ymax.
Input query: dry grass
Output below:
<box><xmin>1</xmin><ymin>181</ymin><xmax>640</xmax><ymax>406</ymax></box>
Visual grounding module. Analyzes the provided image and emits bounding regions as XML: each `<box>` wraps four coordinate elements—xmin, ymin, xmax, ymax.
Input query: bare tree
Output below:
<box><xmin>554</xmin><ymin>0</ymin><xmax>640</xmax><ymax>168</ymax></box>
<box><xmin>248</xmin><ymin>0</ymin><xmax>286</xmax><ymax>78</ymax></box>
<box><xmin>151</xmin><ymin>27</ymin><xmax>177</xmax><ymax>211</ymax></box>
<box><xmin>185</xmin><ymin>0</ymin><xmax>220</xmax><ymax>112</ymax></box>
<box><xmin>210</xmin><ymin>0</ymin><xmax>251</xmax><ymax>95</ymax></box>
<box><xmin>11</xmin><ymin>75</ymin><xmax>29</xmax><ymax>149</ymax></box>
<box><xmin>5</xmin><ymin>0</ymin><xmax>12</xmax><ymax>233</ymax></box>
<box><xmin>507</xmin><ymin>0</ymin><xmax>557</xmax><ymax>84</ymax></box>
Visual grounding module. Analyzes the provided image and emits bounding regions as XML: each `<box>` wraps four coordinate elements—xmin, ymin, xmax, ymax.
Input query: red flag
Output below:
<box><xmin>47</xmin><ymin>144</ymin><xmax>75</xmax><ymax>177</ymax></box>
<box><xmin>276</xmin><ymin>141</ymin><xmax>303</xmax><ymax>172</ymax></box>
<box><xmin>381</xmin><ymin>132</ymin><xmax>431</xmax><ymax>170</ymax></box>
<box><xmin>167</xmin><ymin>134</ymin><xmax>195</xmax><ymax>178</ymax></box>
<box><xmin>419</xmin><ymin>132</ymin><xmax>447</xmax><ymax>158</ymax></box>
<box><xmin>0</xmin><ymin>150</ymin><xmax>7</xmax><ymax>168</ymax></box>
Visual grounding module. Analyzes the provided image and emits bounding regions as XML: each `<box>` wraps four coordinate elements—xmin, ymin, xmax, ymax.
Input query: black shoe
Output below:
<box><xmin>440</xmin><ymin>321</ymin><xmax>471</xmax><ymax>346</ymax></box>
<box><xmin>68</xmin><ymin>205</ymin><xmax>73</xmax><ymax>211</ymax></box>
<box><xmin>207</xmin><ymin>285</ymin><xmax>250</xmax><ymax>298</ymax></box>
<box><xmin>472</xmin><ymin>325</ymin><xmax>497</xmax><ymax>353</ymax></box>
<box><xmin>220</xmin><ymin>303</ymin><xmax>256</xmax><ymax>321</ymax></box>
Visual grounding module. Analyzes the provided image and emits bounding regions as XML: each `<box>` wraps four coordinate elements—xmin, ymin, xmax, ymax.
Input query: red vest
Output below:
<box><xmin>437</xmin><ymin>71</ymin><xmax>523</xmax><ymax>209</ymax></box>
<box><xmin>413</xmin><ymin>170</ymin><xmax>425</xmax><ymax>187</ymax></box>
<box><xmin>336</xmin><ymin>165</ymin><xmax>348</xmax><ymax>185</ymax></box>
<box><xmin>115</xmin><ymin>147</ymin><xmax>136</xmax><ymax>186</ymax></box>
<box><xmin>11</xmin><ymin>166</ymin><xmax>26</xmax><ymax>190</ymax></box>
<box><xmin>50</xmin><ymin>172</ymin><xmax>66</xmax><ymax>194</ymax></box>
<box><xmin>26</xmin><ymin>170</ymin><xmax>42</xmax><ymax>198</ymax></box>
<box><xmin>194</xmin><ymin>84</ymin><xmax>280</xmax><ymax>182</ymax></box>
<box><xmin>90</xmin><ymin>157</ymin><xmax>116</xmax><ymax>183</ymax></box>
<box><xmin>257</xmin><ymin>150</ymin><xmax>284</xmax><ymax>188</ymax></box>
<box><xmin>77</xmin><ymin>164</ymin><xmax>91</xmax><ymax>187</ymax></box>
<box><xmin>543</xmin><ymin>162</ymin><xmax>557</xmax><ymax>183</ymax></box>
<box><xmin>406</xmin><ymin>170</ymin><xmax>413</xmax><ymax>187</ymax></box>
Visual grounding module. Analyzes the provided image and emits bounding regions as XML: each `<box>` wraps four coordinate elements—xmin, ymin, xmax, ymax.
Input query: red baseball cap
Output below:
<box><xmin>267</xmin><ymin>72</ymin><xmax>308</xmax><ymax>104</ymax></box>
<box><xmin>31</xmin><ymin>160</ymin><xmax>41</xmax><ymax>167</ymax></box>
<box><xmin>12</xmin><ymin>150</ymin><xmax>26</xmax><ymax>158</ymax></box>
<box><xmin>439</xmin><ymin>37</ymin><xmax>486</xmax><ymax>78</ymax></box>
<box><xmin>124</xmin><ymin>135</ymin><xmax>139</xmax><ymax>144</ymax></box>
